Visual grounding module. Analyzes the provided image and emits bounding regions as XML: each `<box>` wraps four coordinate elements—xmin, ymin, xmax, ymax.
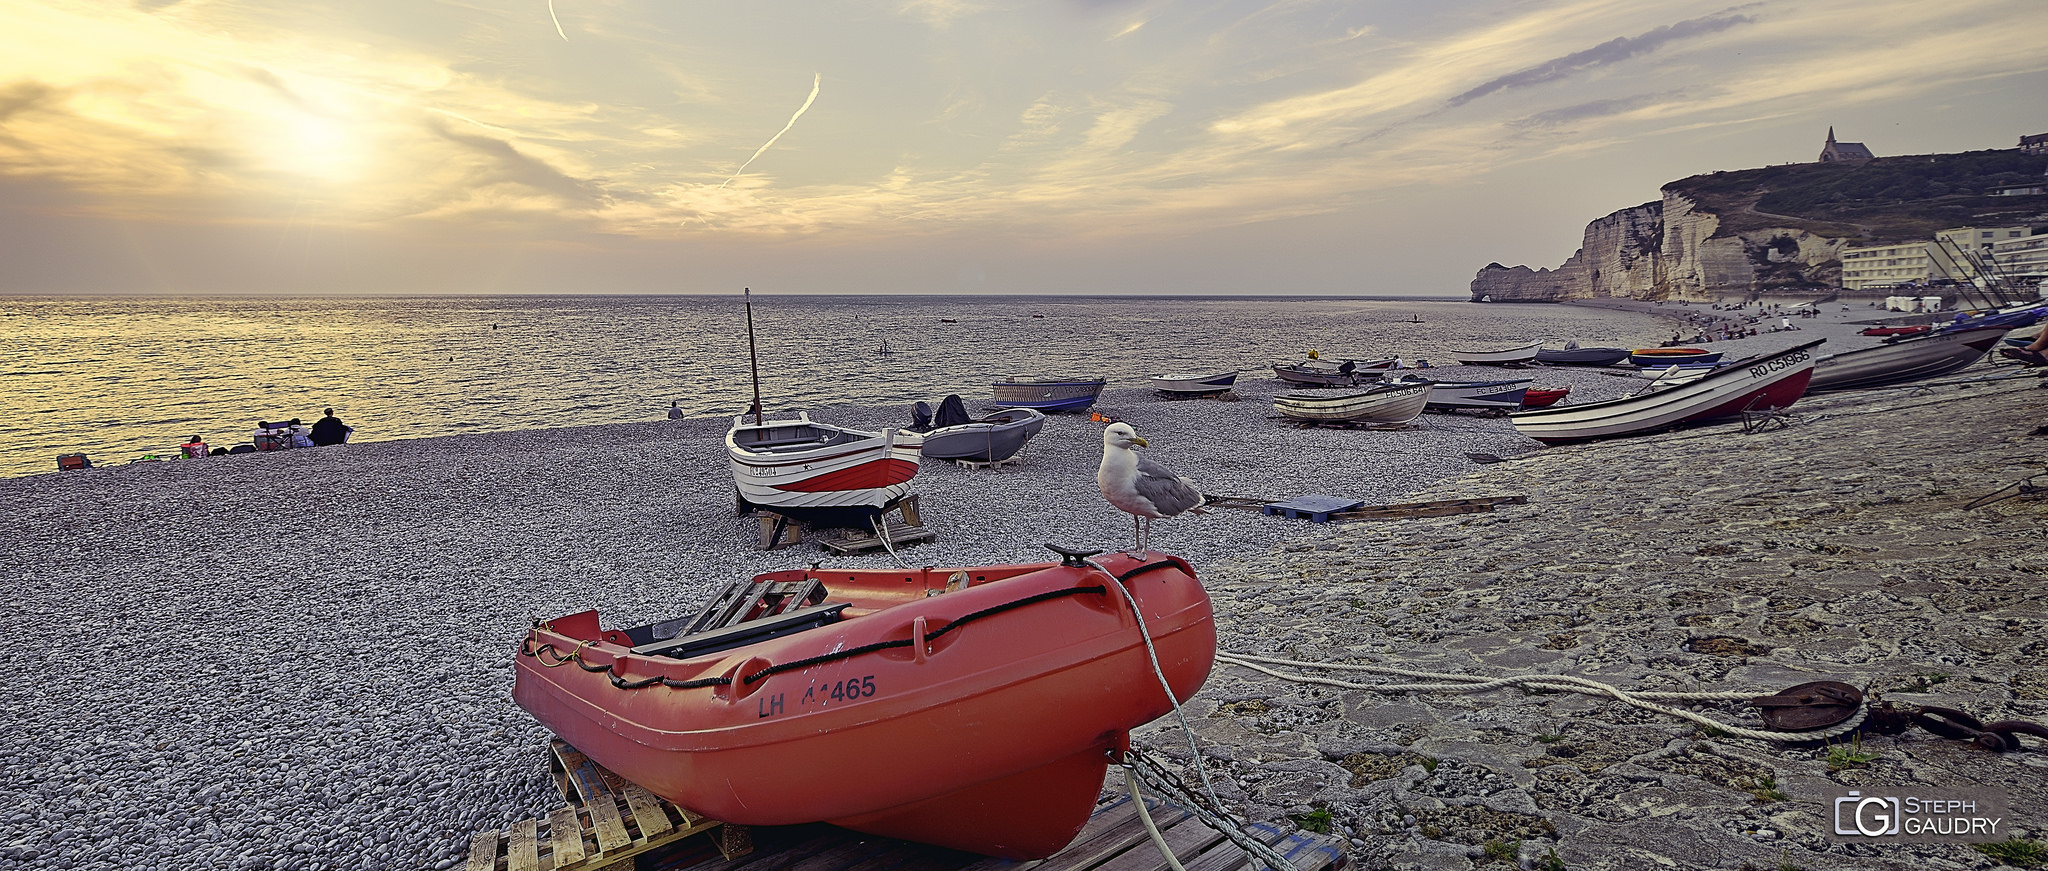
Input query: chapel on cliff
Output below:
<box><xmin>1819</xmin><ymin>127</ymin><xmax>1875</xmax><ymax>162</ymax></box>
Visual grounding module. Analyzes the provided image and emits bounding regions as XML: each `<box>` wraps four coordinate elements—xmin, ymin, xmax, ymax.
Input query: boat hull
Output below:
<box><xmin>1273</xmin><ymin>383</ymin><xmax>1430</xmax><ymax>423</ymax></box>
<box><xmin>1808</xmin><ymin>326</ymin><xmax>2007</xmax><ymax>392</ymax></box>
<box><xmin>1271</xmin><ymin>358</ymin><xmax>1397</xmax><ymax>386</ymax></box>
<box><xmin>1628</xmin><ymin>348</ymin><xmax>1724</xmax><ymax>367</ymax></box>
<box><xmin>919</xmin><ymin>408</ymin><xmax>1046</xmax><ymax>462</ymax></box>
<box><xmin>1387</xmin><ymin>377</ymin><xmax>1533</xmax><ymax>410</ymax></box>
<box><xmin>1450</xmin><ymin>342</ymin><xmax>1541</xmax><ymax>365</ymax></box>
<box><xmin>1510</xmin><ymin>341</ymin><xmax>1822</xmax><ymax>444</ymax></box>
<box><xmin>513</xmin><ymin>553</ymin><xmax>1217</xmax><ymax>859</ymax></box>
<box><xmin>728</xmin><ymin>415</ymin><xmax>921</xmax><ymax>515</ymax></box>
<box><xmin>1533</xmin><ymin>347</ymin><xmax>1631</xmax><ymax>366</ymax></box>
<box><xmin>990</xmin><ymin>378</ymin><xmax>1106</xmax><ymax>412</ymax></box>
<box><xmin>1150</xmin><ymin>371</ymin><xmax>1238</xmax><ymax>395</ymax></box>
<box><xmin>1519</xmin><ymin>387</ymin><xmax>1569</xmax><ymax>408</ymax></box>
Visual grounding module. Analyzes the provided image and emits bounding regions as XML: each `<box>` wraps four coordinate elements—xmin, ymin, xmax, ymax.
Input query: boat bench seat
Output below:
<box><xmin>633</xmin><ymin>603</ymin><xmax>849</xmax><ymax>660</ymax></box>
<box><xmin>623</xmin><ymin>577</ymin><xmax>833</xmax><ymax>652</ymax></box>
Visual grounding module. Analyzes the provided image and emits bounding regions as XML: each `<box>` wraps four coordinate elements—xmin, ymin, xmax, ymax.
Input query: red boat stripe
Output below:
<box><xmin>774</xmin><ymin>458</ymin><xmax>920</xmax><ymax>493</ymax></box>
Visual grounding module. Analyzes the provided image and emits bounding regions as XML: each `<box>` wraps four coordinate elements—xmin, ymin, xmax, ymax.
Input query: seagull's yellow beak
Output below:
<box><xmin>1132</xmin><ymin>436</ymin><xmax>1149</xmax><ymax>447</ymax></box>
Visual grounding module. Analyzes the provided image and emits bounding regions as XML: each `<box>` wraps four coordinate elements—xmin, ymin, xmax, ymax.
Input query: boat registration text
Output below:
<box><xmin>759</xmin><ymin>674</ymin><xmax>878</xmax><ymax>718</ymax></box>
<box><xmin>1747</xmin><ymin>350</ymin><xmax>1811</xmax><ymax>379</ymax></box>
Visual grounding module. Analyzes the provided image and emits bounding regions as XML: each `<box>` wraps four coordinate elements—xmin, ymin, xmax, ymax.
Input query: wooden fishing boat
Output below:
<box><xmin>1271</xmin><ymin>358</ymin><xmax>1397</xmax><ymax>386</ymax></box>
<box><xmin>1149</xmin><ymin>370</ymin><xmax>1238</xmax><ymax>396</ymax></box>
<box><xmin>1808</xmin><ymin>325</ymin><xmax>2008</xmax><ymax>392</ymax></box>
<box><xmin>728</xmin><ymin>413</ymin><xmax>922</xmax><ymax>518</ymax></box>
<box><xmin>1273</xmin><ymin>382</ymin><xmax>1430</xmax><ymax>423</ymax></box>
<box><xmin>1449</xmin><ymin>342</ymin><xmax>1540</xmax><ymax>366</ymax></box>
<box><xmin>1382</xmin><ymin>376</ymin><xmax>1532</xmax><ymax>410</ymax></box>
<box><xmin>990</xmin><ymin>377</ymin><xmax>1107</xmax><ymax>412</ymax></box>
<box><xmin>1510</xmin><ymin>340</ymin><xmax>1823</xmax><ymax>444</ymax></box>
<box><xmin>1533</xmin><ymin>346</ymin><xmax>1631</xmax><ymax>366</ymax></box>
<box><xmin>513</xmin><ymin>549</ymin><xmax>1217</xmax><ymax>859</ymax></box>
<box><xmin>1519</xmin><ymin>387</ymin><xmax>1570</xmax><ymax>408</ymax></box>
<box><xmin>1628</xmin><ymin>347</ymin><xmax>1724</xmax><ymax>367</ymax></box>
<box><xmin>919</xmin><ymin>407</ymin><xmax>1046</xmax><ymax>463</ymax></box>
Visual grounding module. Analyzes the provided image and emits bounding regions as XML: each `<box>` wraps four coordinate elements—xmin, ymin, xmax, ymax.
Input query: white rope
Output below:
<box><xmin>1217</xmin><ymin>652</ymin><xmax>1868</xmax><ymax>743</ymax></box>
<box><xmin>1124</xmin><ymin>767</ymin><xmax>1189</xmax><ymax>871</ymax></box>
<box><xmin>1093</xmin><ymin>560</ymin><xmax>1227</xmax><ymax>809</ymax></box>
<box><xmin>1126</xmin><ymin>750</ymin><xmax>1302</xmax><ymax>871</ymax></box>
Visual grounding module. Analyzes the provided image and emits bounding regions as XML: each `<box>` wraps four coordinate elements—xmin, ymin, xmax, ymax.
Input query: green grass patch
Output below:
<box><xmin>1975</xmin><ymin>837</ymin><xmax>2048</xmax><ymax>867</ymax></box>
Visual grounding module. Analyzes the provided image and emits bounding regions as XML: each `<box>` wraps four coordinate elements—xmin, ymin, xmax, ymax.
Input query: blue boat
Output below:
<box><xmin>989</xmin><ymin>376</ymin><xmax>1107</xmax><ymax>412</ymax></box>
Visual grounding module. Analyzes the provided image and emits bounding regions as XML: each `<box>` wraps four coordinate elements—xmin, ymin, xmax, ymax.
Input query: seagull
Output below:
<box><xmin>1097</xmin><ymin>422</ymin><xmax>1206</xmax><ymax>556</ymax></box>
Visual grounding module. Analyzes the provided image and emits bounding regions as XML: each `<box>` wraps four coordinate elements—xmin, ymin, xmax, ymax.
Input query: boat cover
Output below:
<box><xmin>934</xmin><ymin>395</ymin><xmax>972</xmax><ymax>428</ymax></box>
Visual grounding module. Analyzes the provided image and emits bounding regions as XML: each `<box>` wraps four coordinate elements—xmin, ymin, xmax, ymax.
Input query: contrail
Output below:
<box><xmin>547</xmin><ymin>0</ymin><xmax>567</xmax><ymax>41</ymax></box>
<box><xmin>719</xmin><ymin>73</ymin><xmax>821</xmax><ymax>190</ymax></box>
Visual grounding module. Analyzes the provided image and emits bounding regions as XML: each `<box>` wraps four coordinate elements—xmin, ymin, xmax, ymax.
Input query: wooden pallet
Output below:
<box><xmin>464</xmin><ymin>743</ymin><xmax>748</xmax><ymax>871</ymax></box>
<box><xmin>654</xmin><ymin>793</ymin><xmax>1346</xmax><ymax>871</ymax></box>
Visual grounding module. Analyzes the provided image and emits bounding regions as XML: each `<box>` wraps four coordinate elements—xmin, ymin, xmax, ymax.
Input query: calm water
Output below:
<box><xmin>0</xmin><ymin>294</ymin><xmax>1676</xmax><ymax>478</ymax></box>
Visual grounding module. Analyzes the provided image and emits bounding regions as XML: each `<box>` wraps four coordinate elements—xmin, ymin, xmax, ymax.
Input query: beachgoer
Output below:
<box><xmin>310</xmin><ymin>408</ymin><xmax>352</xmax><ymax>446</ymax></box>
<box><xmin>668</xmin><ymin>401</ymin><xmax>684</xmax><ymax>420</ymax></box>
<box><xmin>2002</xmin><ymin>332</ymin><xmax>2048</xmax><ymax>367</ymax></box>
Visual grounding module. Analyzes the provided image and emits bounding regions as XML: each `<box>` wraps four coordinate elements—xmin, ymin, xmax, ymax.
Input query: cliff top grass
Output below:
<box><xmin>1665</xmin><ymin>148</ymin><xmax>2048</xmax><ymax>242</ymax></box>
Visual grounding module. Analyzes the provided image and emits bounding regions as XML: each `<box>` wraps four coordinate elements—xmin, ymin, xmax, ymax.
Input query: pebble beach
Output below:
<box><xmin>3</xmin><ymin>299</ymin><xmax>2044</xmax><ymax>871</ymax></box>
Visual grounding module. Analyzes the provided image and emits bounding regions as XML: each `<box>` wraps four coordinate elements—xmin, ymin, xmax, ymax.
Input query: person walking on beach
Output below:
<box><xmin>310</xmin><ymin>408</ymin><xmax>352</xmax><ymax>446</ymax></box>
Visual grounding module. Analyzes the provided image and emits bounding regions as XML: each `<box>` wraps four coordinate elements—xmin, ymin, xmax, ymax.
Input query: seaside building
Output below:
<box><xmin>1839</xmin><ymin>242</ymin><xmax>1931</xmax><ymax>289</ymax></box>
<box><xmin>1839</xmin><ymin>226</ymin><xmax>2036</xmax><ymax>291</ymax></box>
<box><xmin>1818</xmin><ymin>127</ymin><xmax>1875</xmax><ymax>163</ymax></box>
<box><xmin>1989</xmin><ymin>234</ymin><xmax>2048</xmax><ymax>297</ymax></box>
<box><xmin>2021</xmin><ymin>133</ymin><xmax>2048</xmax><ymax>155</ymax></box>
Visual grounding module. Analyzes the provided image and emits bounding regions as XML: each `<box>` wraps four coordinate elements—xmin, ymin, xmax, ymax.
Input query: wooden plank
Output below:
<box><xmin>1034</xmin><ymin>803</ymin><xmax>1191</xmax><ymax>871</ymax></box>
<box><xmin>587</xmin><ymin>795</ymin><xmax>633</xmax><ymax>854</ymax></box>
<box><xmin>953</xmin><ymin>798</ymin><xmax>1144</xmax><ymax>871</ymax></box>
<box><xmin>547</xmin><ymin>805</ymin><xmax>587</xmax><ymax>868</ymax></box>
<box><xmin>509</xmin><ymin>819</ymin><xmax>540</xmax><ymax>871</ymax></box>
<box><xmin>621</xmin><ymin>784</ymin><xmax>672</xmax><ymax>837</ymax></box>
<box><xmin>463</xmin><ymin>830</ymin><xmax>499</xmax><ymax>871</ymax></box>
<box><xmin>1093</xmin><ymin>813</ymin><xmax>1228</xmax><ymax>871</ymax></box>
<box><xmin>1178</xmin><ymin>822</ymin><xmax>1292</xmax><ymax>871</ymax></box>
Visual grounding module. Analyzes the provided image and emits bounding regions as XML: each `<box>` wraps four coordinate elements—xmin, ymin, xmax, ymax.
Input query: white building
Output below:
<box><xmin>1840</xmin><ymin>226</ymin><xmax>2035</xmax><ymax>290</ymax></box>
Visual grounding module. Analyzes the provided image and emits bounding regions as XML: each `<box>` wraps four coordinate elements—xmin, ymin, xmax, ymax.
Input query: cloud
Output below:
<box><xmin>1509</xmin><ymin>91</ymin><xmax>1683</xmax><ymax>129</ymax></box>
<box><xmin>428</xmin><ymin>120</ymin><xmax>607</xmax><ymax>208</ymax></box>
<box><xmin>1446</xmin><ymin>10</ymin><xmax>1756</xmax><ymax>108</ymax></box>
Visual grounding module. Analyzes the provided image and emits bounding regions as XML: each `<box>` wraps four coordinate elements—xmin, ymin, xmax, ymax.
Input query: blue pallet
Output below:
<box><xmin>1261</xmin><ymin>494</ymin><xmax>1366</xmax><ymax>522</ymax></box>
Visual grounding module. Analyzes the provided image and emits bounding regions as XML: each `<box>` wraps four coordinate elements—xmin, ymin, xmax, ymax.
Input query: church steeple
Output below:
<box><xmin>1827</xmin><ymin>126</ymin><xmax>1836</xmax><ymax>144</ymax></box>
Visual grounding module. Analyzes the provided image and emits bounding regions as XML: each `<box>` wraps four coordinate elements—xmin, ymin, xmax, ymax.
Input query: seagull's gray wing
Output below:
<box><xmin>1133</xmin><ymin>455</ymin><xmax>1203</xmax><ymax>517</ymax></box>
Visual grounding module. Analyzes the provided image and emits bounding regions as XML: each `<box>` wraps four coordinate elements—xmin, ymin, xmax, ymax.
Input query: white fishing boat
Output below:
<box><xmin>728</xmin><ymin>412</ymin><xmax>923</xmax><ymax>514</ymax></box>
<box><xmin>727</xmin><ymin>287</ymin><xmax>923</xmax><ymax>519</ymax></box>
<box><xmin>1509</xmin><ymin>340</ymin><xmax>1822</xmax><ymax>444</ymax></box>
<box><xmin>1271</xmin><ymin>357</ymin><xmax>1398</xmax><ymax>386</ymax></box>
<box><xmin>1449</xmin><ymin>342</ymin><xmax>1541</xmax><ymax>366</ymax></box>
<box><xmin>1149</xmin><ymin>370</ymin><xmax>1238</xmax><ymax>396</ymax></box>
<box><xmin>1272</xmin><ymin>382</ymin><xmax>1430</xmax><ymax>424</ymax></box>
<box><xmin>1381</xmin><ymin>376</ymin><xmax>1532</xmax><ymax>410</ymax></box>
<box><xmin>1807</xmin><ymin>325</ymin><xmax>2008</xmax><ymax>392</ymax></box>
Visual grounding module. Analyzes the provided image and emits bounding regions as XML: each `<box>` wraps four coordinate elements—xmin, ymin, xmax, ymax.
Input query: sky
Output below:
<box><xmin>1</xmin><ymin>0</ymin><xmax>2043</xmax><ymax>297</ymax></box>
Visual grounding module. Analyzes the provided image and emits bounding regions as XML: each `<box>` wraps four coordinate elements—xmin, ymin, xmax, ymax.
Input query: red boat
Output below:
<box><xmin>1518</xmin><ymin>387</ymin><xmax>1570</xmax><ymax>408</ymax></box>
<box><xmin>1858</xmin><ymin>325</ymin><xmax>1932</xmax><ymax>337</ymax></box>
<box><xmin>513</xmin><ymin>549</ymin><xmax>1216</xmax><ymax>859</ymax></box>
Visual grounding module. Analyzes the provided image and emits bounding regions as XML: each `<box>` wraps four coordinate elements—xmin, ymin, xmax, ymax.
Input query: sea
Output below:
<box><xmin>0</xmin><ymin>294</ymin><xmax>1680</xmax><ymax>479</ymax></box>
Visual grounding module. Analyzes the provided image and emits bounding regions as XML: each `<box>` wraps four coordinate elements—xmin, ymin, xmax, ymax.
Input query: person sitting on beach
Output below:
<box><xmin>2002</xmin><ymin>333</ymin><xmax>2048</xmax><ymax>367</ymax></box>
<box><xmin>668</xmin><ymin>400</ymin><xmax>684</xmax><ymax>420</ymax></box>
<box><xmin>310</xmin><ymin>408</ymin><xmax>352</xmax><ymax>446</ymax></box>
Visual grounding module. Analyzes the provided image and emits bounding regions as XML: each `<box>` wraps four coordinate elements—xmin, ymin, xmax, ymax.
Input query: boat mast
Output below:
<box><xmin>745</xmin><ymin>287</ymin><xmax>764</xmax><ymax>426</ymax></box>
